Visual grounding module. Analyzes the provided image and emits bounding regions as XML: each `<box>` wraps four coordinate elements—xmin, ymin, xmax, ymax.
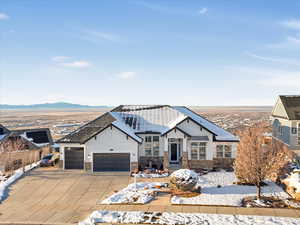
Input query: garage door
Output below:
<box><xmin>64</xmin><ymin>147</ymin><xmax>84</xmax><ymax>169</ymax></box>
<box><xmin>93</xmin><ymin>153</ymin><xmax>130</xmax><ymax>172</ymax></box>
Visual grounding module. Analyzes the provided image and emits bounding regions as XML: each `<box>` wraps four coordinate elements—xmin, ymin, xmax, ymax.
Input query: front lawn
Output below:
<box><xmin>171</xmin><ymin>170</ymin><xmax>289</xmax><ymax>206</ymax></box>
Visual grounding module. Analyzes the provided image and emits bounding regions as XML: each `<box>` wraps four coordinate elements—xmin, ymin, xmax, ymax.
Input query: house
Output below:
<box><xmin>0</xmin><ymin>124</ymin><xmax>54</xmax><ymax>172</ymax></box>
<box><xmin>0</xmin><ymin>124</ymin><xmax>53</xmax><ymax>147</ymax></box>
<box><xmin>57</xmin><ymin>105</ymin><xmax>239</xmax><ymax>172</ymax></box>
<box><xmin>271</xmin><ymin>95</ymin><xmax>300</xmax><ymax>156</ymax></box>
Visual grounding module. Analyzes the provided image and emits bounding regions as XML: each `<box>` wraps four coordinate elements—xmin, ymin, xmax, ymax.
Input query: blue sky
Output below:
<box><xmin>1</xmin><ymin>0</ymin><xmax>300</xmax><ymax>106</ymax></box>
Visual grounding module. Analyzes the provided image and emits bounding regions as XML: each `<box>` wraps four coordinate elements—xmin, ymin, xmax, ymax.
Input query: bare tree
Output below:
<box><xmin>234</xmin><ymin>125</ymin><xmax>293</xmax><ymax>200</ymax></box>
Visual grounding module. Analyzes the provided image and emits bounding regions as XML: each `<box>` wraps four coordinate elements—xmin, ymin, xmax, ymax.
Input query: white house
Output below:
<box><xmin>271</xmin><ymin>95</ymin><xmax>300</xmax><ymax>156</ymax></box>
<box><xmin>57</xmin><ymin>105</ymin><xmax>239</xmax><ymax>172</ymax></box>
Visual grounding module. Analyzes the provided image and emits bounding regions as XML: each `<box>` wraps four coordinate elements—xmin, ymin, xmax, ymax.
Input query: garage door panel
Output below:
<box><xmin>93</xmin><ymin>153</ymin><xmax>130</xmax><ymax>172</ymax></box>
<box><xmin>65</xmin><ymin>148</ymin><xmax>84</xmax><ymax>169</ymax></box>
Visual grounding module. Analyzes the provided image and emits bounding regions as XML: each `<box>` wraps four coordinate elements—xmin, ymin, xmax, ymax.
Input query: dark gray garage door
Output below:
<box><xmin>64</xmin><ymin>147</ymin><xmax>84</xmax><ymax>169</ymax></box>
<box><xmin>93</xmin><ymin>153</ymin><xmax>130</xmax><ymax>172</ymax></box>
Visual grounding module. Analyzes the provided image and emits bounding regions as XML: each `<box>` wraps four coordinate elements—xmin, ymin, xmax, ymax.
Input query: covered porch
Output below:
<box><xmin>162</xmin><ymin>127</ymin><xmax>189</xmax><ymax>170</ymax></box>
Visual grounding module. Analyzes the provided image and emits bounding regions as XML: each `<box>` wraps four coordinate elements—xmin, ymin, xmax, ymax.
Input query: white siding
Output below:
<box><xmin>177</xmin><ymin>119</ymin><xmax>214</xmax><ymax>139</ymax></box>
<box><xmin>85</xmin><ymin>126</ymin><xmax>139</xmax><ymax>163</ymax></box>
<box><xmin>272</xmin><ymin>98</ymin><xmax>288</xmax><ymax>118</ymax></box>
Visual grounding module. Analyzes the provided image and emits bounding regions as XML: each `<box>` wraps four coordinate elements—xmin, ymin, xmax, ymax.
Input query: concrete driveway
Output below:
<box><xmin>0</xmin><ymin>167</ymin><xmax>131</xmax><ymax>224</ymax></box>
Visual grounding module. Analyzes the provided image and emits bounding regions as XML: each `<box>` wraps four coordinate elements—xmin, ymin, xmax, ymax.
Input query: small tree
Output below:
<box><xmin>234</xmin><ymin>126</ymin><xmax>293</xmax><ymax>200</ymax></box>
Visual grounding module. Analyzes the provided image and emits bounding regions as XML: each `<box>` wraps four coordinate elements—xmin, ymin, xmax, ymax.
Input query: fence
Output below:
<box><xmin>0</xmin><ymin>145</ymin><xmax>51</xmax><ymax>175</ymax></box>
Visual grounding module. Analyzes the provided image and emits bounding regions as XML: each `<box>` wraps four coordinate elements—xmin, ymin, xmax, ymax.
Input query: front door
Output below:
<box><xmin>170</xmin><ymin>143</ymin><xmax>178</xmax><ymax>163</ymax></box>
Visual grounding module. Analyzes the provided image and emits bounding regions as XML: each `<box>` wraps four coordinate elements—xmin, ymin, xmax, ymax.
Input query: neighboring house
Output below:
<box><xmin>0</xmin><ymin>124</ymin><xmax>54</xmax><ymax>172</ymax></box>
<box><xmin>0</xmin><ymin>125</ymin><xmax>53</xmax><ymax>147</ymax></box>
<box><xmin>271</xmin><ymin>95</ymin><xmax>300</xmax><ymax>156</ymax></box>
<box><xmin>57</xmin><ymin>105</ymin><xmax>239</xmax><ymax>172</ymax></box>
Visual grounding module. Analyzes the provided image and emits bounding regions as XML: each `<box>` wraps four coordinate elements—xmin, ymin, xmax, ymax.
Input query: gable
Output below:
<box><xmin>272</xmin><ymin>98</ymin><xmax>289</xmax><ymax>119</ymax></box>
<box><xmin>177</xmin><ymin>118</ymin><xmax>213</xmax><ymax>139</ymax></box>
<box><xmin>85</xmin><ymin>125</ymin><xmax>138</xmax><ymax>148</ymax></box>
<box><xmin>0</xmin><ymin>124</ymin><xmax>10</xmax><ymax>136</ymax></box>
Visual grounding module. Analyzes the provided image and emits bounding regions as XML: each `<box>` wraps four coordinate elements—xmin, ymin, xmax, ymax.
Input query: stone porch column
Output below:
<box><xmin>182</xmin><ymin>138</ymin><xmax>189</xmax><ymax>168</ymax></box>
<box><xmin>163</xmin><ymin>136</ymin><xmax>169</xmax><ymax>170</ymax></box>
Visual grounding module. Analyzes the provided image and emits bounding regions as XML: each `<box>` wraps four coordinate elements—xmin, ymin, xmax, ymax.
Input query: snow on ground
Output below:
<box><xmin>0</xmin><ymin>162</ymin><xmax>39</xmax><ymax>203</ymax></box>
<box><xmin>79</xmin><ymin>210</ymin><xmax>300</xmax><ymax>225</ymax></box>
<box><xmin>101</xmin><ymin>182</ymin><xmax>168</xmax><ymax>204</ymax></box>
<box><xmin>133</xmin><ymin>173</ymin><xmax>169</xmax><ymax>178</ymax></box>
<box><xmin>171</xmin><ymin>171</ymin><xmax>289</xmax><ymax>206</ymax></box>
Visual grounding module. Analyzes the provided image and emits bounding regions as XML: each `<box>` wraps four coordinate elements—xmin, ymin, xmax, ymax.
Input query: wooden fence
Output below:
<box><xmin>0</xmin><ymin>146</ymin><xmax>51</xmax><ymax>175</ymax></box>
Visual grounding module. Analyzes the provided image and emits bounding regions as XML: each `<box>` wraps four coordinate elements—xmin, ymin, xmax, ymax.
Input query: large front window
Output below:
<box><xmin>216</xmin><ymin>145</ymin><xmax>232</xmax><ymax>158</ymax></box>
<box><xmin>191</xmin><ymin>142</ymin><xmax>206</xmax><ymax>160</ymax></box>
<box><xmin>298</xmin><ymin>123</ymin><xmax>300</xmax><ymax>145</ymax></box>
<box><xmin>144</xmin><ymin>136</ymin><xmax>160</xmax><ymax>156</ymax></box>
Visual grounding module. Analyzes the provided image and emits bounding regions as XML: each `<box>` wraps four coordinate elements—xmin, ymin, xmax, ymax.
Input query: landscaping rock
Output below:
<box><xmin>169</xmin><ymin>169</ymin><xmax>200</xmax><ymax>192</ymax></box>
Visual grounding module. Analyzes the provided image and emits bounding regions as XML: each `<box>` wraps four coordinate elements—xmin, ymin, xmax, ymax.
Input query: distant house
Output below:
<box><xmin>0</xmin><ymin>125</ymin><xmax>53</xmax><ymax>147</ymax></box>
<box><xmin>57</xmin><ymin>105</ymin><xmax>239</xmax><ymax>172</ymax></box>
<box><xmin>0</xmin><ymin>124</ymin><xmax>54</xmax><ymax>173</ymax></box>
<box><xmin>271</xmin><ymin>95</ymin><xmax>300</xmax><ymax>156</ymax></box>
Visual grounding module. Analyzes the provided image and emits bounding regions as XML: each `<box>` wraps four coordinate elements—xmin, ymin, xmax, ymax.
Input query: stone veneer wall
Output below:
<box><xmin>163</xmin><ymin>152</ymin><xmax>169</xmax><ymax>170</ymax></box>
<box><xmin>59</xmin><ymin>160</ymin><xmax>63</xmax><ymax>169</ymax></box>
<box><xmin>85</xmin><ymin>162</ymin><xmax>91</xmax><ymax>171</ymax></box>
<box><xmin>181</xmin><ymin>152</ymin><xmax>189</xmax><ymax>168</ymax></box>
<box><xmin>139</xmin><ymin>156</ymin><xmax>164</xmax><ymax>170</ymax></box>
<box><xmin>213</xmin><ymin>158</ymin><xmax>234</xmax><ymax>168</ymax></box>
<box><xmin>130</xmin><ymin>162</ymin><xmax>139</xmax><ymax>172</ymax></box>
<box><xmin>189</xmin><ymin>160</ymin><xmax>214</xmax><ymax>169</ymax></box>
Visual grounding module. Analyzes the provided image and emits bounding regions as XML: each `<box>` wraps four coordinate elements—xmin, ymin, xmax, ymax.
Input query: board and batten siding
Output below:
<box><xmin>85</xmin><ymin>126</ymin><xmax>139</xmax><ymax>163</ymax></box>
<box><xmin>272</xmin><ymin>118</ymin><xmax>292</xmax><ymax>146</ymax></box>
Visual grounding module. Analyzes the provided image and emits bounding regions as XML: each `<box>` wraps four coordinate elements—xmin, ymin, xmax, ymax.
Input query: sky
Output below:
<box><xmin>1</xmin><ymin>0</ymin><xmax>300</xmax><ymax>106</ymax></box>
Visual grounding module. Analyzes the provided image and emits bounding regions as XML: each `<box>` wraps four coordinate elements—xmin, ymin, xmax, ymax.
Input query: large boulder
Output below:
<box><xmin>282</xmin><ymin>169</ymin><xmax>300</xmax><ymax>200</ymax></box>
<box><xmin>170</xmin><ymin>169</ymin><xmax>200</xmax><ymax>192</ymax></box>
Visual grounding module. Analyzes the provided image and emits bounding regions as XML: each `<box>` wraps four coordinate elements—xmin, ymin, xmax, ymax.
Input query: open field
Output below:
<box><xmin>0</xmin><ymin>106</ymin><xmax>272</xmax><ymax>141</ymax></box>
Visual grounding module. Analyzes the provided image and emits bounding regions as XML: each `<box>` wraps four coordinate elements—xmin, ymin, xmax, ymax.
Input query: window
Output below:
<box><xmin>216</xmin><ymin>145</ymin><xmax>224</xmax><ymax>158</ymax></box>
<box><xmin>144</xmin><ymin>136</ymin><xmax>160</xmax><ymax>156</ymax></box>
<box><xmin>153</xmin><ymin>136</ymin><xmax>160</xmax><ymax>156</ymax></box>
<box><xmin>224</xmin><ymin>145</ymin><xmax>232</xmax><ymax>158</ymax></box>
<box><xmin>191</xmin><ymin>143</ymin><xmax>198</xmax><ymax>159</ymax></box>
<box><xmin>145</xmin><ymin>136</ymin><xmax>152</xmax><ymax>142</ymax></box>
<box><xmin>191</xmin><ymin>142</ymin><xmax>206</xmax><ymax>160</ymax></box>
<box><xmin>278</xmin><ymin>126</ymin><xmax>283</xmax><ymax>136</ymax></box>
<box><xmin>298</xmin><ymin>123</ymin><xmax>300</xmax><ymax>145</ymax></box>
<box><xmin>216</xmin><ymin>145</ymin><xmax>232</xmax><ymax>158</ymax></box>
<box><xmin>199</xmin><ymin>142</ymin><xmax>206</xmax><ymax>160</ymax></box>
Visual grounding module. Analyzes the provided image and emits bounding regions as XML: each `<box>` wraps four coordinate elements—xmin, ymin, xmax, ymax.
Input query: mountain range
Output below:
<box><xmin>0</xmin><ymin>102</ymin><xmax>110</xmax><ymax>109</ymax></box>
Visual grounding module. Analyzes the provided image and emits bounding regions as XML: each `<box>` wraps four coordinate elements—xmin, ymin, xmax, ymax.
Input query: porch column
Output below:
<box><xmin>163</xmin><ymin>136</ymin><xmax>169</xmax><ymax>170</ymax></box>
<box><xmin>182</xmin><ymin>138</ymin><xmax>189</xmax><ymax>169</ymax></box>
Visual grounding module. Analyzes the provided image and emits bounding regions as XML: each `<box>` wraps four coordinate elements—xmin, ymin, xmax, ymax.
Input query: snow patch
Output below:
<box><xmin>133</xmin><ymin>173</ymin><xmax>169</xmax><ymax>178</ymax></box>
<box><xmin>79</xmin><ymin>210</ymin><xmax>300</xmax><ymax>225</ymax></box>
<box><xmin>171</xmin><ymin>171</ymin><xmax>289</xmax><ymax>206</ymax></box>
<box><xmin>171</xmin><ymin>169</ymin><xmax>198</xmax><ymax>181</ymax></box>
<box><xmin>101</xmin><ymin>182</ymin><xmax>167</xmax><ymax>204</ymax></box>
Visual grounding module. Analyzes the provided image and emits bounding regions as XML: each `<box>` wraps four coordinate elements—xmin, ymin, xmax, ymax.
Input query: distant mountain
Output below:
<box><xmin>0</xmin><ymin>102</ymin><xmax>110</xmax><ymax>109</ymax></box>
